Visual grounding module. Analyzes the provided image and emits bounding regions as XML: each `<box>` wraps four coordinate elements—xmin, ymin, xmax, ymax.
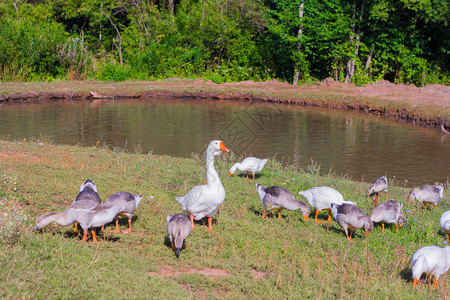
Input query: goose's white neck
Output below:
<box><xmin>205</xmin><ymin>146</ymin><xmax>222</xmax><ymax>187</ymax></box>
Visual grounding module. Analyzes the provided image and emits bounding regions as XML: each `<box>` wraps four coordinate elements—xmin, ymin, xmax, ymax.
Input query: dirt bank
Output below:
<box><xmin>0</xmin><ymin>78</ymin><xmax>449</xmax><ymax>130</ymax></box>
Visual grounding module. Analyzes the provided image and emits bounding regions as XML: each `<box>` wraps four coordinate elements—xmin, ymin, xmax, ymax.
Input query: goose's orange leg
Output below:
<box><xmin>382</xmin><ymin>223</ymin><xmax>385</xmax><ymax>233</ymax></box>
<box><xmin>314</xmin><ymin>210</ymin><xmax>324</xmax><ymax>223</ymax></box>
<box><xmin>207</xmin><ymin>217</ymin><xmax>212</xmax><ymax>232</ymax></box>
<box><xmin>81</xmin><ymin>229</ymin><xmax>88</xmax><ymax>242</ymax></box>
<box><xmin>246</xmin><ymin>172</ymin><xmax>249</xmax><ymax>180</ymax></box>
<box><xmin>344</xmin><ymin>229</ymin><xmax>352</xmax><ymax>240</ymax></box>
<box><xmin>325</xmin><ymin>209</ymin><xmax>332</xmax><ymax>222</ymax></box>
<box><xmin>447</xmin><ymin>234</ymin><xmax>449</xmax><ymax>242</ymax></box>
<box><xmin>373</xmin><ymin>194</ymin><xmax>378</xmax><ymax>207</ymax></box>
<box><xmin>433</xmin><ymin>279</ymin><xmax>438</xmax><ymax>289</ymax></box>
<box><xmin>262</xmin><ymin>210</ymin><xmax>267</xmax><ymax>219</ymax></box>
<box><xmin>412</xmin><ymin>278</ymin><xmax>418</xmax><ymax>287</ymax></box>
<box><xmin>122</xmin><ymin>219</ymin><xmax>132</xmax><ymax>235</ymax></box>
<box><xmin>73</xmin><ymin>222</ymin><xmax>78</xmax><ymax>233</ymax></box>
<box><xmin>91</xmin><ymin>230</ymin><xmax>99</xmax><ymax>243</ymax></box>
<box><xmin>277</xmin><ymin>210</ymin><xmax>281</xmax><ymax>220</ymax></box>
<box><xmin>395</xmin><ymin>223</ymin><xmax>399</xmax><ymax>232</ymax></box>
<box><xmin>190</xmin><ymin>215</ymin><xmax>195</xmax><ymax>230</ymax></box>
<box><xmin>111</xmin><ymin>219</ymin><xmax>121</xmax><ymax>233</ymax></box>
<box><xmin>252</xmin><ymin>173</ymin><xmax>255</xmax><ymax>182</ymax></box>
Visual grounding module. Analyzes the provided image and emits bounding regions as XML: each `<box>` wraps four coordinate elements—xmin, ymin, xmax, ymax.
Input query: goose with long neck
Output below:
<box><xmin>176</xmin><ymin>140</ymin><xmax>229</xmax><ymax>231</ymax></box>
<box><xmin>34</xmin><ymin>201</ymin><xmax>121</xmax><ymax>242</ymax></box>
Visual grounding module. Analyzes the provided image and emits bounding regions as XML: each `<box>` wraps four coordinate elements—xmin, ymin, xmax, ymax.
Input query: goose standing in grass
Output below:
<box><xmin>298</xmin><ymin>186</ymin><xmax>353</xmax><ymax>223</ymax></box>
<box><xmin>104</xmin><ymin>192</ymin><xmax>143</xmax><ymax>234</ymax></box>
<box><xmin>176</xmin><ymin>140</ymin><xmax>229</xmax><ymax>231</ymax></box>
<box><xmin>72</xmin><ymin>179</ymin><xmax>102</xmax><ymax>233</ymax></box>
<box><xmin>440</xmin><ymin>210</ymin><xmax>450</xmax><ymax>242</ymax></box>
<box><xmin>408</xmin><ymin>183</ymin><xmax>444</xmax><ymax>211</ymax></box>
<box><xmin>331</xmin><ymin>203</ymin><xmax>373</xmax><ymax>240</ymax></box>
<box><xmin>166</xmin><ymin>213</ymin><xmax>192</xmax><ymax>257</ymax></box>
<box><xmin>34</xmin><ymin>200</ymin><xmax>121</xmax><ymax>243</ymax></box>
<box><xmin>367</xmin><ymin>176</ymin><xmax>388</xmax><ymax>206</ymax></box>
<box><xmin>256</xmin><ymin>184</ymin><xmax>310</xmax><ymax>220</ymax></box>
<box><xmin>412</xmin><ymin>245</ymin><xmax>450</xmax><ymax>288</ymax></box>
<box><xmin>230</xmin><ymin>157</ymin><xmax>268</xmax><ymax>181</ymax></box>
<box><xmin>370</xmin><ymin>199</ymin><xmax>405</xmax><ymax>233</ymax></box>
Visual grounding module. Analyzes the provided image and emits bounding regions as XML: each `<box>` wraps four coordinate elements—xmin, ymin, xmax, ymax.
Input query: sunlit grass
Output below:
<box><xmin>0</xmin><ymin>139</ymin><xmax>448</xmax><ymax>298</ymax></box>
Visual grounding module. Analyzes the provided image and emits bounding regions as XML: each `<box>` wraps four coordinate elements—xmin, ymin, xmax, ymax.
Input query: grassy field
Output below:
<box><xmin>0</xmin><ymin>139</ymin><xmax>448</xmax><ymax>299</ymax></box>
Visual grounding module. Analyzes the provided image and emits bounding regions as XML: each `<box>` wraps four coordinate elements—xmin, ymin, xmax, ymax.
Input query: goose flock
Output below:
<box><xmin>34</xmin><ymin>139</ymin><xmax>449</xmax><ymax>288</ymax></box>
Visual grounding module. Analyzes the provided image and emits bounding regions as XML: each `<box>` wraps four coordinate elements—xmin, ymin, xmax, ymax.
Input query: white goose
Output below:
<box><xmin>230</xmin><ymin>157</ymin><xmax>268</xmax><ymax>181</ymax></box>
<box><xmin>298</xmin><ymin>186</ymin><xmax>354</xmax><ymax>223</ymax></box>
<box><xmin>412</xmin><ymin>246</ymin><xmax>450</xmax><ymax>288</ymax></box>
<box><xmin>408</xmin><ymin>184</ymin><xmax>444</xmax><ymax>211</ymax></box>
<box><xmin>440</xmin><ymin>210</ymin><xmax>450</xmax><ymax>243</ymax></box>
<box><xmin>176</xmin><ymin>140</ymin><xmax>229</xmax><ymax>231</ymax></box>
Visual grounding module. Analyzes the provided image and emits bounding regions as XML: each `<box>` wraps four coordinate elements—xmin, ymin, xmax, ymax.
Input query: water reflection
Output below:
<box><xmin>0</xmin><ymin>98</ymin><xmax>448</xmax><ymax>187</ymax></box>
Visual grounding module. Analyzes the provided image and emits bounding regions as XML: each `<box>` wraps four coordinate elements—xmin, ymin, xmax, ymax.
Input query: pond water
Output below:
<box><xmin>0</xmin><ymin>98</ymin><xmax>448</xmax><ymax>187</ymax></box>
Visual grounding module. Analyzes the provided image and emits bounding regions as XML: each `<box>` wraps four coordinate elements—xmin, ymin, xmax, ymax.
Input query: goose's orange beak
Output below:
<box><xmin>229</xmin><ymin>172</ymin><xmax>233</xmax><ymax>176</ymax></box>
<box><xmin>219</xmin><ymin>142</ymin><xmax>229</xmax><ymax>152</ymax></box>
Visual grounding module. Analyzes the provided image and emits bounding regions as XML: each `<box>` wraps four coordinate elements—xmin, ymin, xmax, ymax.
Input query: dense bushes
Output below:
<box><xmin>0</xmin><ymin>0</ymin><xmax>448</xmax><ymax>86</ymax></box>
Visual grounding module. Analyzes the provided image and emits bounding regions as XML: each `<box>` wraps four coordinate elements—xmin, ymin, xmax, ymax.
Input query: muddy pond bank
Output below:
<box><xmin>0</xmin><ymin>78</ymin><xmax>449</xmax><ymax>130</ymax></box>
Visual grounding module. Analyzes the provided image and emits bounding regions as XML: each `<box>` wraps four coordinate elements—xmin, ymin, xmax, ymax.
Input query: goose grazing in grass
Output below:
<box><xmin>408</xmin><ymin>183</ymin><xmax>444</xmax><ymax>211</ymax></box>
<box><xmin>230</xmin><ymin>157</ymin><xmax>268</xmax><ymax>181</ymax></box>
<box><xmin>72</xmin><ymin>179</ymin><xmax>102</xmax><ymax>233</ymax></box>
<box><xmin>331</xmin><ymin>203</ymin><xmax>373</xmax><ymax>240</ymax></box>
<box><xmin>298</xmin><ymin>186</ymin><xmax>353</xmax><ymax>223</ymax></box>
<box><xmin>176</xmin><ymin>140</ymin><xmax>229</xmax><ymax>231</ymax></box>
<box><xmin>440</xmin><ymin>210</ymin><xmax>450</xmax><ymax>242</ymax></box>
<box><xmin>104</xmin><ymin>192</ymin><xmax>143</xmax><ymax>234</ymax></box>
<box><xmin>367</xmin><ymin>176</ymin><xmax>388</xmax><ymax>206</ymax></box>
<box><xmin>370</xmin><ymin>199</ymin><xmax>405</xmax><ymax>233</ymax></box>
<box><xmin>34</xmin><ymin>201</ymin><xmax>121</xmax><ymax>243</ymax></box>
<box><xmin>256</xmin><ymin>184</ymin><xmax>310</xmax><ymax>220</ymax></box>
<box><xmin>412</xmin><ymin>245</ymin><xmax>450</xmax><ymax>288</ymax></box>
<box><xmin>166</xmin><ymin>213</ymin><xmax>192</xmax><ymax>257</ymax></box>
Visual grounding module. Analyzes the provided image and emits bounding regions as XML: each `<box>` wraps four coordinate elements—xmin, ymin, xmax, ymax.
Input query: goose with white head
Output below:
<box><xmin>176</xmin><ymin>140</ymin><xmax>229</xmax><ymax>231</ymax></box>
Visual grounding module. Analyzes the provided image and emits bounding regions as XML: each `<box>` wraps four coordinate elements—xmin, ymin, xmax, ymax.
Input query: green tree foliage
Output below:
<box><xmin>0</xmin><ymin>0</ymin><xmax>447</xmax><ymax>85</ymax></box>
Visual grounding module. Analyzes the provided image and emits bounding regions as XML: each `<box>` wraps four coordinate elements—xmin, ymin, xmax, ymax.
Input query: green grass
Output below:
<box><xmin>0</xmin><ymin>139</ymin><xmax>448</xmax><ymax>298</ymax></box>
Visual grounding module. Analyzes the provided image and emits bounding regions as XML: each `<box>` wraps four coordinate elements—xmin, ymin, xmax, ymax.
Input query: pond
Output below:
<box><xmin>0</xmin><ymin>98</ymin><xmax>448</xmax><ymax>187</ymax></box>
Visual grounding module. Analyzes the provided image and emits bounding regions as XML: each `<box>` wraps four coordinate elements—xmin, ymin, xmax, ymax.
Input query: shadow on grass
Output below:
<box><xmin>400</xmin><ymin>267</ymin><xmax>412</xmax><ymax>283</ymax></box>
<box><xmin>235</xmin><ymin>173</ymin><xmax>262</xmax><ymax>181</ymax></box>
<box><xmin>62</xmin><ymin>227</ymin><xmax>121</xmax><ymax>243</ymax></box>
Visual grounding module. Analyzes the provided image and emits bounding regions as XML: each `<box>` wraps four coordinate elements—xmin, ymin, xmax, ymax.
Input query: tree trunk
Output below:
<box><xmin>365</xmin><ymin>49</ymin><xmax>373</xmax><ymax>71</ymax></box>
<box><xmin>345</xmin><ymin>0</ymin><xmax>365</xmax><ymax>83</ymax></box>
<box><xmin>293</xmin><ymin>0</ymin><xmax>304</xmax><ymax>86</ymax></box>
<box><xmin>104</xmin><ymin>12</ymin><xmax>123</xmax><ymax>65</ymax></box>
<box><xmin>169</xmin><ymin>0</ymin><xmax>175</xmax><ymax>15</ymax></box>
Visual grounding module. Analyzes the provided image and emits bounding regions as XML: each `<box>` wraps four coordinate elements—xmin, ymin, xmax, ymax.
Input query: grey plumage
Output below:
<box><xmin>408</xmin><ymin>184</ymin><xmax>444</xmax><ymax>210</ymax></box>
<box><xmin>166</xmin><ymin>213</ymin><xmax>192</xmax><ymax>257</ymax></box>
<box><xmin>73</xmin><ymin>179</ymin><xmax>102</xmax><ymax>205</ymax></box>
<box><xmin>256</xmin><ymin>184</ymin><xmax>310</xmax><ymax>220</ymax></box>
<box><xmin>104</xmin><ymin>192</ymin><xmax>143</xmax><ymax>234</ymax></box>
<box><xmin>331</xmin><ymin>203</ymin><xmax>373</xmax><ymax>240</ymax></box>
<box><xmin>367</xmin><ymin>176</ymin><xmax>388</xmax><ymax>206</ymax></box>
<box><xmin>370</xmin><ymin>199</ymin><xmax>404</xmax><ymax>232</ymax></box>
